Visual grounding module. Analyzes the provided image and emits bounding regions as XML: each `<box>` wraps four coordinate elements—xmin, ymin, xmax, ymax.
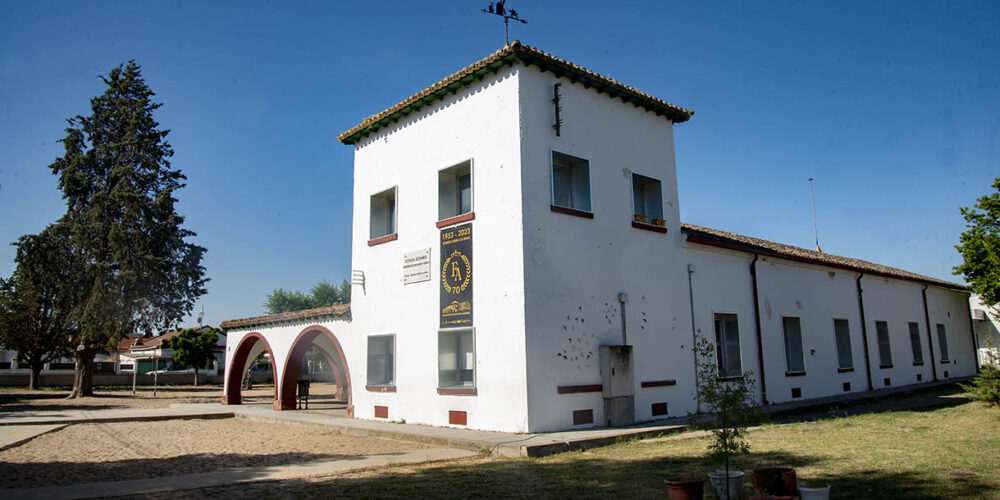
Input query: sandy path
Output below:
<box><xmin>0</xmin><ymin>417</ymin><xmax>429</xmax><ymax>489</ymax></box>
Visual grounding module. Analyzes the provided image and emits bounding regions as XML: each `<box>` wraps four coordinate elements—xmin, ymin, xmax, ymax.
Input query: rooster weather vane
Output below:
<box><xmin>482</xmin><ymin>1</ymin><xmax>527</xmax><ymax>46</ymax></box>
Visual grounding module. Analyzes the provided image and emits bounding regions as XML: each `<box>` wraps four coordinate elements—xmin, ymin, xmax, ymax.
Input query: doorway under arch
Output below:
<box><xmin>279</xmin><ymin>325</ymin><xmax>353</xmax><ymax>416</ymax></box>
<box><xmin>223</xmin><ymin>332</ymin><xmax>278</xmax><ymax>406</ymax></box>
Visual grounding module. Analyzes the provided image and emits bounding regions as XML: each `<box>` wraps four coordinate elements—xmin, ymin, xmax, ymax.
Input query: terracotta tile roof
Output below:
<box><xmin>681</xmin><ymin>223</ymin><xmax>967</xmax><ymax>291</ymax></box>
<box><xmin>337</xmin><ymin>41</ymin><xmax>694</xmax><ymax>145</ymax></box>
<box><xmin>220</xmin><ymin>304</ymin><xmax>351</xmax><ymax>331</ymax></box>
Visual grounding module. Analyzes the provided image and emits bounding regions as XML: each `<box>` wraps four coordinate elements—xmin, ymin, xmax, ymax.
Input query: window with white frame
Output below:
<box><xmin>631</xmin><ymin>173</ymin><xmax>664</xmax><ymax>225</ymax></box>
<box><xmin>438</xmin><ymin>328</ymin><xmax>475</xmax><ymax>388</ymax></box>
<box><xmin>367</xmin><ymin>335</ymin><xmax>395</xmax><ymax>386</ymax></box>
<box><xmin>439</xmin><ymin>160</ymin><xmax>472</xmax><ymax>221</ymax></box>
<box><xmin>908</xmin><ymin>322</ymin><xmax>924</xmax><ymax>365</ymax></box>
<box><xmin>936</xmin><ymin>324</ymin><xmax>950</xmax><ymax>362</ymax></box>
<box><xmin>833</xmin><ymin>319</ymin><xmax>853</xmax><ymax>370</ymax></box>
<box><xmin>876</xmin><ymin>321</ymin><xmax>893</xmax><ymax>367</ymax></box>
<box><xmin>551</xmin><ymin>151</ymin><xmax>591</xmax><ymax>212</ymax></box>
<box><xmin>782</xmin><ymin>316</ymin><xmax>805</xmax><ymax>374</ymax></box>
<box><xmin>714</xmin><ymin>313</ymin><xmax>742</xmax><ymax>378</ymax></box>
<box><xmin>369</xmin><ymin>187</ymin><xmax>397</xmax><ymax>240</ymax></box>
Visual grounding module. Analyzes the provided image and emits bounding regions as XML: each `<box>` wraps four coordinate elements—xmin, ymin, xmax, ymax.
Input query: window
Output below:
<box><xmin>876</xmin><ymin>321</ymin><xmax>892</xmax><ymax>368</ymax></box>
<box><xmin>367</xmin><ymin>335</ymin><xmax>395</xmax><ymax>386</ymax></box>
<box><xmin>782</xmin><ymin>317</ymin><xmax>805</xmax><ymax>374</ymax></box>
<box><xmin>439</xmin><ymin>160</ymin><xmax>472</xmax><ymax>221</ymax></box>
<box><xmin>714</xmin><ymin>313</ymin><xmax>742</xmax><ymax>378</ymax></box>
<box><xmin>833</xmin><ymin>319</ymin><xmax>853</xmax><ymax>370</ymax></box>
<box><xmin>937</xmin><ymin>324</ymin><xmax>950</xmax><ymax>362</ymax></box>
<box><xmin>369</xmin><ymin>187</ymin><xmax>397</xmax><ymax>240</ymax></box>
<box><xmin>631</xmin><ymin>173</ymin><xmax>664</xmax><ymax>225</ymax></box>
<box><xmin>551</xmin><ymin>151</ymin><xmax>591</xmax><ymax>212</ymax></box>
<box><xmin>908</xmin><ymin>322</ymin><xmax>924</xmax><ymax>365</ymax></box>
<box><xmin>439</xmin><ymin>328</ymin><xmax>475</xmax><ymax>388</ymax></box>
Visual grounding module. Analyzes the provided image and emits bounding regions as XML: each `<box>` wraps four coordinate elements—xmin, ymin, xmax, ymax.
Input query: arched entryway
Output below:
<box><xmin>279</xmin><ymin>325</ymin><xmax>353</xmax><ymax>416</ymax></box>
<box><xmin>222</xmin><ymin>332</ymin><xmax>278</xmax><ymax>405</ymax></box>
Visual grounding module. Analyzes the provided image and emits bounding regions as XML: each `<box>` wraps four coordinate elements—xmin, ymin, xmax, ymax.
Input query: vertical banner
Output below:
<box><xmin>440</xmin><ymin>223</ymin><xmax>473</xmax><ymax>328</ymax></box>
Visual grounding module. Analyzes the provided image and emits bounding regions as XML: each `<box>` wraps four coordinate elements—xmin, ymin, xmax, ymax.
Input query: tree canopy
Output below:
<box><xmin>49</xmin><ymin>61</ymin><xmax>207</xmax><ymax>397</ymax></box>
<box><xmin>955</xmin><ymin>178</ymin><xmax>1000</xmax><ymax>308</ymax></box>
<box><xmin>169</xmin><ymin>326</ymin><xmax>219</xmax><ymax>386</ymax></box>
<box><xmin>264</xmin><ymin>279</ymin><xmax>351</xmax><ymax>314</ymax></box>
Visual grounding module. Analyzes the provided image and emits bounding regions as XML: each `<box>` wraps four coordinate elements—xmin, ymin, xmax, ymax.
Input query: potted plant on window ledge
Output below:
<box><xmin>634</xmin><ymin>214</ymin><xmax>648</xmax><ymax>224</ymax></box>
<box><xmin>691</xmin><ymin>336</ymin><xmax>762</xmax><ymax>500</ymax></box>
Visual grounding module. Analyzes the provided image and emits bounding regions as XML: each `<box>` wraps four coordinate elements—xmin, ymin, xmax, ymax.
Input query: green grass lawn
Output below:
<box><xmin>286</xmin><ymin>397</ymin><xmax>1000</xmax><ymax>499</ymax></box>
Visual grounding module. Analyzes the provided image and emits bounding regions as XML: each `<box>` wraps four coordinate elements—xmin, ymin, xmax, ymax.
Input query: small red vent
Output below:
<box><xmin>884</xmin><ymin>377</ymin><xmax>891</xmax><ymax>386</ymax></box>
<box><xmin>651</xmin><ymin>402</ymin><xmax>668</xmax><ymax>416</ymax></box>
<box><xmin>449</xmin><ymin>410</ymin><xmax>467</xmax><ymax>426</ymax></box>
<box><xmin>843</xmin><ymin>382</ymin><xmax>851</xmax><ymax>392</ymax></box>
<box><xmin>374</xmin><ymin>405</ymin><xmax>388</xmax><ymax>418</ymax></box>
<box><xmin>573</xmin><ymin>409</ymin><xmax>594</xmax><ymax>425</ymax></box>
<box><xmin>791</xmin><ymin>387</ymin><xmax>802</xmax><ymax>398</ymax></box>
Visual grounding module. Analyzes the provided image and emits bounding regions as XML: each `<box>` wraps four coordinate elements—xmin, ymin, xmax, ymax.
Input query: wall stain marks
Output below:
<box><xmin>795</xmin><ymin>300</ymin><xmax>803</xmax><ymax>310</ymax></box>
<box><xmin>555</xmin><ymin>306</ymin><xmax>597</xmax><ymax>371</ymax></box>
<box><xmin>764</xmin><ymin>297</ymin><xmax>773</xmax><ymax>320</ymax></box>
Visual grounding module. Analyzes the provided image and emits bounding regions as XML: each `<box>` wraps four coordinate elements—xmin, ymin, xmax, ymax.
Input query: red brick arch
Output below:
<box><xmin>279</xmin><ymin>325</ymin><xmax>353</xmax><ymax>416</ymax></box>
<box><xmin>222</xmin><ymin>332</ymin><xmax>277</xmax><ymax>405</ymax></box>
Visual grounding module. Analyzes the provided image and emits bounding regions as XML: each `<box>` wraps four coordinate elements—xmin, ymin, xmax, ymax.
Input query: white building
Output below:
<box><xmin>221</xmin><ymin>42</ymin><xmax>979</xmax><ymax>432</ymax></box>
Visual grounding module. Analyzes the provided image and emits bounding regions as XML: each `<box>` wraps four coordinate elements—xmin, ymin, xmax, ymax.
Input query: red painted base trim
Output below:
<box><xmin>550</xmin><ymin>205</ymin><xmax>594</xmax><ymax>219</ymax></box>
<box><xmin>366</xmin><ymin>385</ymin><xmax>397</xmax><ymax>392</ymax></box>
<box><xmin>221</xmin><ymin>395</ymin><xmax>241</xmax><ymax>405</ymax></box>
<box><xmin>631</xmin><ymin>221</ymin><xmax>667</xmax><ymax>233</ymax></box>
<box><xmin>276</xmin><ymin>399</ymin><xmax>296</xmax><ymax>410</ymax></box>
<box><xmin>437</xmin><ymin>387</ymin><xmax>477</xmax><ymax>396</ymax></box>
<box><xmin>640</xmin><ymin>380</ymin><xmax>677</xmax><ymax>388</ymax></box>
<box><xmin>449</xmin><ymin>410</ymin><xmax>468</xmax><ymax>425</ymax></box>
<box><xmin>346</xmin><ymin>405</ymin><xmax>355</xmax><ymax>418</ymax></box>
<box><xmin>436</xmin><ymin>212</ymin><xmax>475</xmax><ymax>228</ymax></box>
<box><xmin>367</xmin><ymin>233</ymin><xmax>398</xmax><ymax>246</ymax></box>
<box><xmin>557</xmin><ymin>384</ymin><xmax>603</xmax><ymax>394</ymax></box>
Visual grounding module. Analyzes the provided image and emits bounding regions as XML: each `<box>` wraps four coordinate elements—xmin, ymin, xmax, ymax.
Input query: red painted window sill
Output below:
<box><xmin>437</xmin><ymin>387</ymin><xmax>477</xmax><ymax>396</ymax></box>
<box><xmin>640</xmin><ymin>380</ymin><xmax>677</xmax><ymax>388</ymax></box>
<box><xmin>912</xmin><ymin>362</ymin><xmax>924</xmax><ymax>367</ymax></box>
<box><xmin>879</xmin><ymin>364</ymin><xmax>893</xmax><ymax>369</ymax></box>
<box><xmin>717</xmin><ymin>376</ymin><xmax>743</xmax><ymax>382</ymax></box>
<box><xmin>550</xmin><ymin>205</ymin><xmax>594</xmax><ymax>219</ymax></box>
<box><xmin>436</xmin><ymin>212</ymin><xmax>475</xmax><ymax>228</ymax></box>
<box><xmin>631</xmin><ymin>221</ymin><xmax>667</xmax><ymax>233</ymax></box>
<box><xmin>366</xmin><ymin>385</ymin><xmax>397</xmax><ymax>393</ymax></box>
<box><xmin>837</xmin><ymin>367</ymin><xmax>855</xmax><ymax>373</ymax></box>
<box><xmin>557</xmin><ymin>384</ymin><xmax>603</xmax><ymax>394</ymax></box>
<box><xmin>785</xmin><ymin>371</ymin><xmax>807</xmax><ymax>377</ymax></box>
<box><xmin>368</xmin><ymin>233</ymin><xmax>398</xmax><ymax>246</ymax></box>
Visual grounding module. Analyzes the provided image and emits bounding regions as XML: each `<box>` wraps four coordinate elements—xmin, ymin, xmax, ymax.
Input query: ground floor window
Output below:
<box><xmin>782</xmin><ymin>316</ymin><xmax>805</xmax><ymax>374</ymax></box>
<box><xmin>876</xmin><ymin>321</ymin><xmax>893</xmax><ymax>368</ymax></box>
<box><xmin>439</xmin><ymin>328</ymin><xmax>475</xmax><ymax>388</ymax></box>
<box><xmin>367</xmin><ymin>335</ymin><xmax>395</xmax><ymax>386</ymax></box>
<box><xmin>936</xmin><ymin>324</ymin><xmax>950</xmax><ymax>362</ymax></box>
<box><xmin>713</xmin><ymin>313</ymin><xmax>742</xmax><ymax>377</ymax></box>
<box><xmin>833</xmin><ymin>319</ymin><xmax>853</xmax><ymax>370</ymax></box>
<box><xmin>908</xmin><ymin>322</ymin><xmax>924</xmax><ymax>365</ymax></box>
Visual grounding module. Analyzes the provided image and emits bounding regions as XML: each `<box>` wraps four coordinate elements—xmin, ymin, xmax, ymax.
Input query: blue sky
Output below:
<box><xmin>1</xmin><ymin>1</ymin><xmax>997</xmax><ymax>327</ymax></box>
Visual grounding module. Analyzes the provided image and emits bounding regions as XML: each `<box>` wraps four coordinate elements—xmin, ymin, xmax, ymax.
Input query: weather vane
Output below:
<box><xmin>482</xmin><ymin>1</ymin><xmax>527</xmax><ymax>46</ymax></box>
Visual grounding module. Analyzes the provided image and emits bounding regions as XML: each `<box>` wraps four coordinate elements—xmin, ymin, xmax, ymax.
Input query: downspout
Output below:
<box><xmin>966</xmin><ymin>294</ymin><xmax>981</xmax><ymax>373</ymax></box>
<box><xmin>618</xmin><ymin>292</ymin><xmax>629</xmax><ymax>346</ymax></box>
<box><xmin>921</xmin><ymin>285</ymin><xmax>938</xmax><ymax>381</ymax></box>
<box><xmin>749</xmin><ymin>254</ymin><xmax>768</xmax><ymax>404</ymax></box>
<box><xmin>687</xmin><ymin>264</ymin><xmax>700</xmax><ymax>406</ymax></box>
<box><xmin>856</xmin><ymin>273</ymin><xmax>874</xmax><ymax>392</ymax></box>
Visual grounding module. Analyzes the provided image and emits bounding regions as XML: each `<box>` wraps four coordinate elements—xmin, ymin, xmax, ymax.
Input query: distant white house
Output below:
<box><xmin>220</xmin><ymin>42</ymin><xmax>980</xmax><ymax>433</ymax></box>
<box><xmin>120</xmin><ymin>326</ymin><xmax>225</xmax><ymax>375</ymax></box>
<box><xmin>970</xmin><ymin>295</ymin><xmax>999</xmax><ymax>366</ymax></box>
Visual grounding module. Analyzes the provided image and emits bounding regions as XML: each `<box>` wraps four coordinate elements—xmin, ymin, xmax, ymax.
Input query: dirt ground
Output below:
<box><xmin>0</xmin><ymin>417</ymin><xmax>431</xmax><ymax>489</ymax></box>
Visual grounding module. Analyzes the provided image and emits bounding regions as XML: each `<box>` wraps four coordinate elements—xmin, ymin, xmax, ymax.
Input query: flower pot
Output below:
<box><xmin>751</xmin><ymin>468</ymin><xmax>797</xmax><ymax>496</ymax></box>
<box><xmin>652</xmin><ymin>218</ymin><xmax>666</xmax><ymax>227</ymax></box>
<box><xmin>664</xmin><ymin>478</ymin><xmax>705</xmax><ymax>500</ymax></box>
<box><xmin>708</xmin><ymin>470</ymin><xmax>745</xmax><ymax>500</ymax></box>
<box><xmin>799</xmin><ymin>484</ymin><xmax>831</xmax><ymax>500</ymax></box>
<box><xmin>634</xmin><ymin>214</ymin><xmax>648</xmax><ymax>223</ymax></box>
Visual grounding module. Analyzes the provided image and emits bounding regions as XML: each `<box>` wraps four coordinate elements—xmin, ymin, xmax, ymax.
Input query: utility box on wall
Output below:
<box><xmin>599</xmin><ymin>345</ymin><xmax>635</xmax><ymax>426</ymax></box>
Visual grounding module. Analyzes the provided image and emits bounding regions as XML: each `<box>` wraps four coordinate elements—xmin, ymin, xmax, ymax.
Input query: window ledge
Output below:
<box><xmin>640</xmin><ymin>379</ymin><xmax>676</xmax><ymax>388</ymax></box>
<box><xmin>550</xmin><ymin>205</ymin><xmax>594</xmax><ymax>219</ymax></box>
<box><xmin>717</xmin><ymin>376</ymin><xmax>743</xmax><ymax>382</ymax></box>
<box><xmin>368</xmin><ymin>233</ymin><xmax>398</xmax><ymax>246</ymax></box>
<box><xmin>837</xmin><ymin>367</ymin><xmax>855</xmax><ymax>373</ymax></box>
<box><xmin>939</xmin><ymin>359</ymin><xmax>951</xmax><ymax>364</ymax></box>
<box><xmin>631</xmin><ymin>221</ymin><xmax>667</xmax><ymax>233</ymax></box>
<box><xmin>912</xmin><ymin>362</ymin><xmax>924</xmax><ymax>367</ymax></box>
<box><xmin>366</xmin><ymin>385</ymin><xmax>397</xmax><ymax>393</ymax></box>
<box><xmin>879</xmin><ymin>364</ymin><xmax>893</xmax><ymax>369</ymax></box>
<box><xmin>437</xmin><ymin>387</ymin><xmax>477</xmax><ymax>396</ymax></box>
<box><xmin>785</xmin><ymin>371</ymin><xmax>807</xmax><ymax>377</ymax></box>
<box><xmin>436</xmin><ymin>212</ymin><xmax>475</xmax><ymax>228</ymax></box>
<box><xmin>557</xmin><ymin>383</ymin><xmax>603</xmax><ymax>394</ymax></box>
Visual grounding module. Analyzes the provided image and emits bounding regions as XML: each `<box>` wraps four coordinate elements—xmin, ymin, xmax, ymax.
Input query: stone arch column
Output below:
<box><xmin>222</xmin><ymin>332</ymin><xmax>278</xmax><ymax>405</ymax></box>
<box><xmin>278</xmin><ymin>325</ymin><xmax>353</xmax><ymax>416</ymax></box>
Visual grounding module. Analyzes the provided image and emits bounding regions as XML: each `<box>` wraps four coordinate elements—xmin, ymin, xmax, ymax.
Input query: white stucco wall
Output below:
<box><xmin>925</xmin><ymin>286</ymin><xmax>978</xmax><ymax>379</ymax></box>
<box><xmin>517</xmin><ymin>66</ymin><xmax>694</xmax><ymax>431</ymax></box>
<box><xmin>347</xmin><ymin>66</ymin><xmax>530</xmax><ymax>432</ymax></box>
<box><xmin>970</xmin><ymin>294</ymin><xmax>999</xmax><ymax>365</ymax></box>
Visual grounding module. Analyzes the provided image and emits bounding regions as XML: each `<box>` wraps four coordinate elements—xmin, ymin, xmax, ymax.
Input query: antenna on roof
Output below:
<box><xmin>482</xmin><ymin>1</ymin><xmax>527</xmax><ymax>46</ymax></box>
<box><xmin>197</xmin><ymin>306</ymin><xmax>204</xmax><ymax>326</ymax></box>
<box><xmin>809</xmin><ymin>177</ymin><xmax>822</xmax><ymax>253</ymax></box>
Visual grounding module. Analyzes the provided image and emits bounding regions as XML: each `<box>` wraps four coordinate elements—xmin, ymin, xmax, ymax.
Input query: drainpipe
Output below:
<box><xmin>856</xmin><ymin>274</ymin><xmax>874</xmax><ymax>392</ymax></box>
<box><xmin>966</xmin><ymin>294</ymin><xmax>981</xmax><ymax>373</ymax></box>
<box><xmin>618</xmin><ymin>292</ymin><xmax>629</xmax><ymax>346</ymax></box>
<box><xmin>687</xmin><ymin>264</ymin><xmax>700</xmax><ymax>406</ymax></box>
<box><xmin>749</xmin><ymin>254</ymin><xmax>768</xmax><ymax>404</ymax></box>
<box><xmin>921</xmin><ymin>285</ymin><xmax>938</xmax><ymax>381</ymax></box>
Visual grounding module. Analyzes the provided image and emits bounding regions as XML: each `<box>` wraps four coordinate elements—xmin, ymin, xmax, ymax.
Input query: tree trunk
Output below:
<box><xmin>29</xmin><ymin>360</ymin><xmax>44</xmax><ymax>390</ymax></box>
<box><xmin>68</xmin><ymin>347</ymin><xmax>95</xmax><ymax>398</ymax></box>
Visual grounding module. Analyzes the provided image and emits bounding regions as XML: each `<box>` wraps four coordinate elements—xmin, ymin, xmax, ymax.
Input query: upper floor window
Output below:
<box><xmin>631</xmin><ymin>173</ymin><xmax>664</xmax><ymax>226</ymax></box>
<box><xmin>551</xmin><ymin>151</ymin><xmax>591</xmax><ymax>213</ymax></box>
<box><xmin>370</xmin><ymin>187</ymin><xmax>397</xmax><ymax>240</ymax></box>
<box><xmin>714</xmin><ymin>313</ymin><xmax>742</xmax><ymax>378</ymax></box>
<box><xmin>439</xmin><ymin>160</ymin><xmax>473</xmax><ymax>221</ymax></box>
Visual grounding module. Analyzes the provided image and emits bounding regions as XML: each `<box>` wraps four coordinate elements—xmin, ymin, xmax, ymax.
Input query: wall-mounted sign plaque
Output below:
<box><xmin>403</xmin><ymin>248</ymin><xmax>431</xmax><ymax>284</ymax></box>
<box><xmin>440</xmin><ymin>223</ymin><xmax>473</xmax><ymax>328</ymax></box>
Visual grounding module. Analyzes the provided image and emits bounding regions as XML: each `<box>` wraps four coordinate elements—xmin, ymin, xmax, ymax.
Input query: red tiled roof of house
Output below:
<box><xmin>337</xmin><ymin>41</ymin><xmax>693</xmax><ymax>145</ymax></box>
<box><xmin>220</xmin><ymin>304</ymin><xmax>351</xmax><ymax>331</ymax></box>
